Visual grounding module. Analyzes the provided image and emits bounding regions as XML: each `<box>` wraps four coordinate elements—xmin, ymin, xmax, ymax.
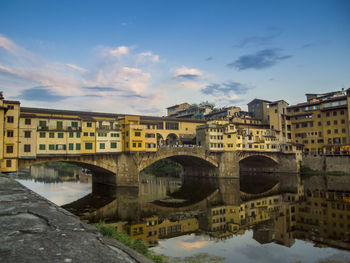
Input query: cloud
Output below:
<box><xmin>83</xmin><ymin>86</ymin><xmax>120</xmax><ymax>92</ymax></box>
<box><xmin>174</xmin><ymin>67</ymin><xmax>202</xmax><ymax>80</ymax></box>
<box><xmin>201</xmin><ymin>81</ymin><xmax>252</xmax><ymax>106</ymax></box>
<box><xmin>205</xmin><ymin>56</ymin><xmax>213</xmax><ymax>61</ymax></box>
<box><xmin>202</xmin><ymin>81</ymin><xmax>252</xmax><ymax>96</ymax></box>
<box><xmin>138</xmin><ymin>52</ymin><xmax>159</xmax><ymax>63</ymax></box>
<box><xmin>109</xmin><ymin>46</ymin><xmax>130</xmax><ymax>57</ymax></box>
<box><xmin>233</xmin><ymin>28</ymin><xmax>282</xmax><ymax>48</ymax></box>
<box><xmin>66</xmin><ymin>63</ymin><xmax>87</xmax><ymax>73</ymax></box>
<box><xmin>18</xmin><ymin>86</ymin><xmax>70</xmax><ymax>102</ymax></box>
<box><xmin>0</xmin><ymin>35</ymin><xmax>166</xmax><ymax>115</ymax></box>
<box><xmin>227</xmin><ymin>48</ymin><xmax>292</xmax><ymax>70</ymax></box>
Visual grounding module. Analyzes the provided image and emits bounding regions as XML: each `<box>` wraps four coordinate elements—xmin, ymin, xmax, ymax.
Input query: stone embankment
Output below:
<box><xmin>302</xmin><ymin>154</ymin><xmax>350</xmax><ymax>174</ymax></box>
<box><xmin>0</xmin><ymin>174</ymin><xmax>152</xmax><ymax>263</ymax></box>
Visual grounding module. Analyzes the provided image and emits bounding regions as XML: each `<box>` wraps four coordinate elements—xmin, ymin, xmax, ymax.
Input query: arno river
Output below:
<box><xmin>12</xmin><ymin>164</ymin><xmax>350</xmax><ymax>263</ymax></box>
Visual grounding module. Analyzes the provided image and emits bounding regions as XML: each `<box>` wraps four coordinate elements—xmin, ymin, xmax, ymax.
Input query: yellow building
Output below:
<box><xmin>287</xmin><ymin>89</ymin><xmax>349</xmax><ymax>154</ymax></box>
<box><xmin>120</xmin><ymin>115</ymin><xmax>146</xmax><ymax>152</ymax></box>
<box><xmin>1</xmin><ymin>99</ymin><xmax>20</xmax><ymax>172</ymax></box>
<box><xmin>95</xmin><ymin>118</ymin><xmax>122</xmax><ymax>153</ymax></box>
<box><xmin>295</xmin><ymin>190</ymin><xmax>350</xmax><ymax>244</ymax></box>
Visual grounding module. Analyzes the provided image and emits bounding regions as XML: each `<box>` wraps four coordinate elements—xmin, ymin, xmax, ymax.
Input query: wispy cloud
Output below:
<box><xmin>138</xmin><ymin>52</ymin><xmax>159</xmax><ymax>63</ymax></box>
<box><xmin>174</xmin><ymin>67</ymin><xmax>202</xmax><ymax>80</ymax></box>
<box><xmin>0</xmin><ymin>34</ymin><xmax>166</xmax><ymax>114</ymax></box>
<box><xmin>202</xmin><ymin>81</ymin><xmax>252</xmax><ymax>96</ymax></box>
<box><xmin>205</xmin><ymin>56</ymin><xmax>213</xmax><ymax>61</ymax></box>
<box><xmin>227</xmin><ymin>48</ymin><xmax>292</xmax><ymax>70</ymax></box>
<box><xmin>83</xmin><ymin>86</ymin><xmax>120</xmax><ymax>92</ymax></box>
<box><xmin>233</xmin><ymin>28</ymin><xmax>282</xmax><ymax>48</ymax></box>
<box><xmin>18</xmin><ymin>86</ymin><xmax>70</xmax><ymax>102</ymax></box>
<box><xmin>66</xmin><ymin>63</ymin><xmax>87</xmax><ymax>73</ymax></box>
<box><xmin>109</xmin><ymin>46</ymin><xmax>130</xmax><ymax>57</ymax></box>
<box><xmin>201</xmin><ymin>81</ymin><xmax>252</xmax><ymax>105</ymax></box>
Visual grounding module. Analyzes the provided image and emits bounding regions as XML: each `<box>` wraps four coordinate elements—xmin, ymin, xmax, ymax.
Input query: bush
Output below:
<box><xmin>96</xmin><ymin>222</ymin><xmax>168</xmax><ymax>263</ymax></box>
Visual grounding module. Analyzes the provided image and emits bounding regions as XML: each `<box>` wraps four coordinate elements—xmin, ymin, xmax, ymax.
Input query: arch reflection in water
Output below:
<box><xmin>63</xmin><ymin>173</ymin><xmax>350</xmax><ymax>252</ymax></box>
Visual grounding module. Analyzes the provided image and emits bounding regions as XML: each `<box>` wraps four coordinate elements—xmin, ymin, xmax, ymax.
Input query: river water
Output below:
<box><xmin>12</xmin><ymin>164</ymin><xmax>350</xmax><ymax>263</ymax></box>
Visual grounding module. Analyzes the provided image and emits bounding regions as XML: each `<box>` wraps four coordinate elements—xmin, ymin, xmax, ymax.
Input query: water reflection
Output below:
<box><xmin>62</xmin><ymin>173</ymin><xmax>350</xmax><ymax>254</ymax></box>
<box><xmin>14</xmin><ymin>163</ymin><xmax>92</xmax><ymax>205</ymax></box>
<box><xmin>13</xmin><ymin>165</ymin><xmax>350</xmax><ymax>262</ymax></box>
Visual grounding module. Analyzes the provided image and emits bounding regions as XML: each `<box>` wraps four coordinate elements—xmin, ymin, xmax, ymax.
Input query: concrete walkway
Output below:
<box><xmin>0</xmin><ymin>175</ymin><xmax>153</xmax><ymax>263</ymax></box>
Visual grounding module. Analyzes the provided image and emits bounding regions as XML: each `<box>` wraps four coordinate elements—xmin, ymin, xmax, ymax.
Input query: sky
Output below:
<box><xmin>0</xmin><ymin>0</ymin><xmax>349</xmax><ymax>115</ymax></box>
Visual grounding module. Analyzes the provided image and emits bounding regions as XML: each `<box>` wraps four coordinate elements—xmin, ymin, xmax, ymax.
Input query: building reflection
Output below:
<box><xmin>63</xmin><ymin>173</ymin><xmax>350</xmax><ymax>250</ymax></box>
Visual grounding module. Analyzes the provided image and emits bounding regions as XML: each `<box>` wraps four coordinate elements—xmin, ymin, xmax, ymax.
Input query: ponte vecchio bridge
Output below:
<box><xmin>18</xmin><ymin>147</ymin><xmax>298</xmax><ymax>187</ymax></box>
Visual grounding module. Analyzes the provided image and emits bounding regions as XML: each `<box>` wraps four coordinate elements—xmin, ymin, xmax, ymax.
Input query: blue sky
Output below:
<box><xmin>0</xmin><ymin>0</ymin><xmax>349</xmax><ymax>115</ymax></box>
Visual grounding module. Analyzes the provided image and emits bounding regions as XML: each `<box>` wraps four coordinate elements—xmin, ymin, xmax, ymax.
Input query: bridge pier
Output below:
<box><xmin>115</xmin><ymin>153</ymin><xmax>139</xmax><ymax>187</ymax></box>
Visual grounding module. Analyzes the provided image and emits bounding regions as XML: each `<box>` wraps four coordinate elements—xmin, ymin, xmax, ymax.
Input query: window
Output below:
<box><xmin>39</xmin><ymin>144</ymin><xmax>45</xmax><ymax>150</ymax></box>
<box><xmin>7</xmin><ymin>130</ymin><xmax>13</xmax><ymax>137</ymax></box>
<box><xmin>7</xmin><ymin>105</ymin><xmax>14</xmax><ymax>110</ymax></box>
<box><xmin>87</xmin><ymin>122</ymin><xmax>92</xmax><ymax>127</ymax></box>
<box><xmin>100</xmin><ymin>143</ymin><xmax>105</xmax><ymax>149</ymax></box>
<box><xmin>334</xmin><ymin>120</ymin><xmax>338</xmax><ymax>125</ymax></box>
<box><xmin>6</xmin><ymin>145</ymin><xmax>13</xmax><ymax>153</ymax></box>
<box><xmin>58</xmin><ymin>133</ymin><xmax>64</xmax><ymax>138</ymax></box>
<box><xmin>40</xmin><ymin>132</ymin><xmax>46</xmax><ymax>138</ymax></box>
<box><xmin>327</xmin><ymin>121</ymin><xmax>330</xmax><ymax>125</ymax></box>
<box><xmin>56</xmin><ymin>144</ymin><xmax>66</xmax><ymax>150</ymax></box>
<box><xmin>85</xmin><ymin>143</ymin><xmax>93</xmax><ymax>150</ymax></box>
<box><xmin>25</xmin><ymin>119</ymin><xmax>31</xmax><ymax>125</ymax></box>
<box><xmin>165</xmin><ymin>122</ymin><xmax>179</xmax><ymax>130</ymax></box>
<box><xmin>334</xmin><ymin>129</ymin><xmax>338</xmax><ymax>134</ymax></box>
<box><xmin>135</xmin><ymin>131</ymin><xmax>141</xmax><ymax>137</ymax></box>
<box><xmin>341</xmin><ymin>110</ymin><xmax>344</xmax><ymax>115</ymax></box>
<box><xmin>69</xmin><ymin>132</ymin><xmax>74</xmax><ymax>138</ymax></box>
<box><xmin>318</xmin><ymin>122</ymin><xmax>321</xmax><ymax>126</ymax></box>
<box><xmin>138</xmin><ymin>143</ymin><xmax>142</xmax><ymax>147</ymax></box>
<box><xmin>327</xmin><ymin>130</ymin><xmax>331</xmax><ymax>134</ymax></box>
<box><xmin>24</xmin><ymin>144</ymin><xmax>31</xmax><ymax>152</ymax></box>
<box><xmin>132</xmin><ymin>142</ymin><xmax>136</xmax><ymax>147</ymax></box>
<box><xmin>7</xmin><ymin>116</ymin><xmax>14</xmax><ymax>123</ymax></box>
<box><xmin>76</xmin><ymin>143</ymin><xmax>81</xmax><ymax>150</ymax></box>
<box><xmin>90</xmin><ymin>132</ymin><xmax>94</xmax><ymax>136</ymax></box>
<box><xmin>76</xmin><ymin>132</ymin><xmax>81</xmax><ymax>138</ymax></box>
<box><xmin>49</xmin><ymin>144</ymin><xmax>55</xmax><ymax>150</ymax></box>
<box><xmin>6</xmin><ymin>160</ymin><xmax>11</xmax><ymax>168</ymax></box>
<box><xmin>24</xmin><ymin>131</ymin><xmax>31</xmax><ymax>138</ymax></box>
<box><xmin>111</xmin><ymin>142</ymin><xmax>117</xmax><ymax>149</ymax></box>
<box><xmin>69</xmin><ymin>143</ymin><xmax>74</xmax><ymax>150</ymax></box>
<box><xmin>83</xmin><ymin>132</ymin><xmax>88</xmax><ymax>136</ymax></box>
<box><xmin>71</xmin><ymin>121</ymin><xmax>78</xmax><ymax>127</ymax></box>
<box><xmin>39</xmin><ymin>120</ymin><xmax>46</xmax><ymax>127</ymax></box>
<box><xmin>333</xmin><ymin>111</ymin><xmax>337</xmax><ymax>116</ymax></box>
<box><xmin>57</xmin><ymin>121</ymin><xmax>63</xmax><ymax>129</ymax></box>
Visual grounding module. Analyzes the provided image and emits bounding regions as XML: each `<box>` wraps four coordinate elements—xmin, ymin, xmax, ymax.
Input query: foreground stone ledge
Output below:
<box><xmin>0</xmin><ymin>174</ymin><xmax>153</xmax><ymax>263</ymax></box>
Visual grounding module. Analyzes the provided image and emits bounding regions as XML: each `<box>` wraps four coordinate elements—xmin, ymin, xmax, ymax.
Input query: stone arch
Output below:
<box><xmin>138</xmin><ymin>149</ymin><xmax>218</xmax><ymax>173</ymax></box>
<box><xmin>165</xmin><ymin>133</ymin><xmax>179</xmax><ymax>146</ymax></box>
<box><xmin>18</xmin><ymin>155</ymin><xmax>118</xmax><ymax>185</ymax></box>
<box><xmin>238</xmin><ymin>154</ymin><xmax>278</xmax><ymax>173</ymax></box>
<box><xmin>157</xmin><ymin>133</ymin><xmax>165</xmax><ymax>146</ymax></box>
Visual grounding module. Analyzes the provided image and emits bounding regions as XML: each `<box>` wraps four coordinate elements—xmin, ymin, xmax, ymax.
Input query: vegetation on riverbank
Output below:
<box><xmin>141</xmin><ymin>159</ymin><xmax>182</xmax><ymax>177</ymax></box>
<box><xmin>95</xmin><ymin>222</ymin><xmax>167</xmax><ymax>263</ymax></box>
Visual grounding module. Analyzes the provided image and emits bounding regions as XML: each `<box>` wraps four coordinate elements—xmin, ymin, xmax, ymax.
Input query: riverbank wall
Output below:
<box><xmin>0</xmin><ymin>174</ymin><xmax>152</xmax><ymax>263</ymax></box>
<box><xmin>302</xmin><ymin>155</ymin><xmax>350</xmax><ymax>174</ymax></box>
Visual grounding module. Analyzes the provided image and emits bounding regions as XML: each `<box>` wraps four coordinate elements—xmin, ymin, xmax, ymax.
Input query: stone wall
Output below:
<box><xmin>302</xmin><ymin>155</ymin><xmax>350</xmax><ymax>174</ymax></box>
